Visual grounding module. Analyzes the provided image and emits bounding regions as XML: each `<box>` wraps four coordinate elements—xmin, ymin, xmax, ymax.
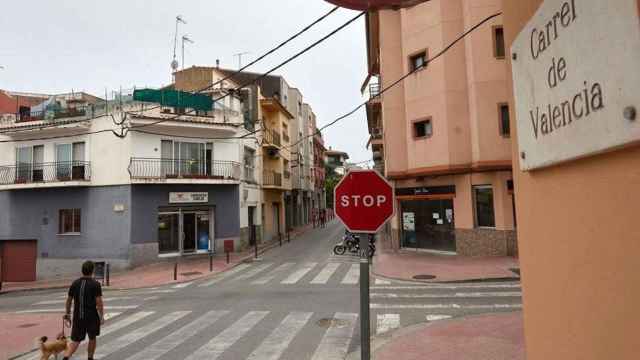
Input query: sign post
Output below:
<box><xmin>334</xmin><ymin>169</ymin><xmax>395</xmax><ymax>360</ymax></box>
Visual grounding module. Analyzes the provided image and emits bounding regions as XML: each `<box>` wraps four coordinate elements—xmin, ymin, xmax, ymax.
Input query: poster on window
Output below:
<box><xmin>403</xmin><ymin>212</ymin><xmax>416</xmax><ymax>231</ymax></box>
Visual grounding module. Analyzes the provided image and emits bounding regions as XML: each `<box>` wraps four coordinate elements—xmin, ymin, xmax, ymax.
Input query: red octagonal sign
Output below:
<box><xmin>334</xmin><ymin>169</ymin><xmax>395</xmax><ymax>233</ymax></box>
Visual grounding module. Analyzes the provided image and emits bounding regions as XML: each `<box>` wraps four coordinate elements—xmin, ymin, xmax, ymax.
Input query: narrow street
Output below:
<box><xmin>3</xmin><ymin>221</ymin><xmax>521</xmax><ymax>360</ymax></box>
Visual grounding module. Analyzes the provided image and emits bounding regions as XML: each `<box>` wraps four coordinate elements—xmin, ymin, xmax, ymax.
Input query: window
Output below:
<box><xmin>244</xmin><ymin>147</ymin><xmax>256</xmax><ymax>183</ymax></box>
<box><xmin>55</xmin><ymin>142</ymin><xmax>85</xmax><ymax>180</ymax></box>
<box><xmin>494</xmin><ymin>26</ymin><xmax>505</xmax><ymax>58</ymax></box>
<box><xmin>160</xmin><ymin>140</ymin><xmax>213</xmax><ymax>177</ymax></box>
<box><xmin>410</xmin><ymin>51</ymin><xmax>427</xmax><ymax>71</ymax></box>
<box><xmin>59</xmin><ymin>209</ymin><xmax>81</xmax><ymax>234</ymax></box>
<box><xmin>499</xmin><ymin>103</ymin><xmax>510</xmax><ymax>137</ymax></box>
<box><xmin>15</xmin><ymin>145</ymin><xmax>44</xmax><ymax>182</ymax></box>
<box><xmin>474</xmin><ymin>186</ymin><xmax>496</xmax><ymax>228</ymax></box>
<box><xmin>413</xmin><ymin>119</ymin><xmax>433</xmax><ymax>139</ymax></box>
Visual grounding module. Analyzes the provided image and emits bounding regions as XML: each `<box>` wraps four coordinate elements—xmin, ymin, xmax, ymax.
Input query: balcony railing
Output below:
<box><xmin>128</xmin><ymin>158</ymin><xmax>241</xmax><ymax>181</ymax></box>
<box><xmin>284</xmin><ymin>170</ymin><xmax>291</xmax><ymax>180</ymax></box>
<box><xmin>0</xmin><ymin>161</ymin><xmax>91</xmax><ymax>185</ymax></box>
<box><xmin>15</xmin><ymin>108</ymin><xmax>88</xmax><ymax>123</ymax></box>
<box><xmin>263</xmin><ymin>170</ymin><xmax>283</xmax><ymax>187</ymax></box>
<box><xmin>264</xmin><ymin>129</ymin><xmax>282</xmax><ymax>147</ymax></box>
<box><xmin>282</xmin><ymin>131</ymin><xmax>290</xmax><ymax>143</ymax></box>
<box><xmin>244</xmin><ymin>166</ymin><xmax>257</xmax><ymax>184</ymax></box>
<box><xmin>369</xmin><ymin>83</ymin><xmax>381</xmax><ymax>100</ymax></box>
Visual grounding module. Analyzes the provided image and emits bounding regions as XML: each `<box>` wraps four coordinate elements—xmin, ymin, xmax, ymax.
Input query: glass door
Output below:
<box><xmin>196</xmin><ymin>212</ymin><xmax>211</xmax><ymax>252</ymax></box>
<box><xmin>182</xmin><ymin>213</ymin><xmax>197</xmax><ymax>253</ymax></box>
<box><xmin>158</xmin><ymin>213</ymin><xmax>180</xmax><ymax>254</ymax></box>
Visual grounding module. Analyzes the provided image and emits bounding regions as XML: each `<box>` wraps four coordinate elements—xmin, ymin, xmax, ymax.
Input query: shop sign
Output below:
<box><xmin>395</xmin><ymin>186</ymin><xmax>455</xmax><ymax>197</ymax></box>
<box><xmin>169</xmin><ymin>192</ymin><xmax>208</xmax><ymax>204</ymax></box>
<box><xmin>511</xmin><ymin>0</ymin><xmax>640</xmax><ymax>171</ymax></box>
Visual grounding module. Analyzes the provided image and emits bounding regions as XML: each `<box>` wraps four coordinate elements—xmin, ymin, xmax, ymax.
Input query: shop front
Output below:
<box><xmin>398</xmin><ymin>186</ymin><xmax>456</xmax><ymax>253</ymax></box>
<box><xmin>158</xmin><ymin>206</ymin><xmax>214</xmax><ymax>255</ymax></box>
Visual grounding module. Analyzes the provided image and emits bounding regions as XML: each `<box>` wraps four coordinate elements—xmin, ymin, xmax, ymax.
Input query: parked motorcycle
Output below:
<box><xmin>333</xmin><ymin>231</ymin><xmax>376</xmax><ymax>257</ymax></box>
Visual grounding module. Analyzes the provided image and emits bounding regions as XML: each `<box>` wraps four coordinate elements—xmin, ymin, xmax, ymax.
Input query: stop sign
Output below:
<box><xmin>324</xmin><ymin>0</ymin><xmax>427</xmax><ymax>10</ymax></box>
<box><xmin>334</xmin><ymin>169</ymin><xmax>395</xmax><ymax>233</ymax></box>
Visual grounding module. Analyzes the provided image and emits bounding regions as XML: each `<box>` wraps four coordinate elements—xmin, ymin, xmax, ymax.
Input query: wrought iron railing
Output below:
<box><xmin>284</xmin><ymin>170</ymin><xmax>291</xmax><ymax>180</ymax></box>
<box><xmin>0</xmin><ymin>161</ymin><xmax>91</xmax><ymax>185</ymax></box>
<box><xmin>128</xmin><ymin>158</ymin><xmax>241</xmax><ymax>181</ymax></box>
<box><xmin>264</xmin><ymin>129</ymin><xmax>282</xmax><ymax>147</ymax></box>
<box><xmin>263</xmin><ymin>170</ymin><xmax>283</xmax><ymax>187</ymax></box>
<box><xmin>15</xmin><ymin>108</ymin><xmax>88</xmax><ymax>123</ymax></box>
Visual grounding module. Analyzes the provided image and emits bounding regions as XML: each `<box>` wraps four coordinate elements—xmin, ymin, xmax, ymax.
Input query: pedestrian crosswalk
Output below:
<box><xmin>198</xmin><ymin>261</ymin><xmax>367</xmax><ymax>287</ymax></box>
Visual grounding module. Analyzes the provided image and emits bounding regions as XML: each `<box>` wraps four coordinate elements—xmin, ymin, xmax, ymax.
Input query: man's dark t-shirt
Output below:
<box><xmin>68</xmin><ymin>277</ymin><xmax>102</xmax><ymax>321</ymax></box>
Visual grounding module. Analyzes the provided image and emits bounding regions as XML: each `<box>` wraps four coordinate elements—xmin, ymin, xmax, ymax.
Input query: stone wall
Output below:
<box><xmin>455</xmin><ymin>229</ymin><xmax>517</xmax><ymax>257</ymax></box>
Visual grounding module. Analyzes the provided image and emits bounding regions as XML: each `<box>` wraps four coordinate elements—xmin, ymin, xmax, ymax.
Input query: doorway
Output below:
<box><xmin>158</xmin><ymin>208</ymin><xmax>213</xmax><ymax>256</ymax></box>
<box><xmin>400</xmin><ymin>199</ymin><xmax>456</xmax><ymax>252</ymax></box>
<box><xmin>273</xmin><ymin>203</ymin><xmax>281</xmax><ymax>239</ymax></box>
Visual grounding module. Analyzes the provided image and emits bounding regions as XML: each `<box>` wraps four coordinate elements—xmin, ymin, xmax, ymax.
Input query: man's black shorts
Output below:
<box><xmin>71</xmin><ymin>318</ymin><xmax>100</xmax><ymax>342</ymax></box>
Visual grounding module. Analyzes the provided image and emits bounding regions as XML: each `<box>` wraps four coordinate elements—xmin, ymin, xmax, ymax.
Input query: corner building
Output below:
<box><xmin>365</xmin><ymin>0</ymin><xmax>517</xmax><ymax>256</ymax></box>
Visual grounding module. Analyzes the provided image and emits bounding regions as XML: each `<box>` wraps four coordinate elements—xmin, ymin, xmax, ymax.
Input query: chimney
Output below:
<box><xmin>216</xmin><ymin>59</ymin><xmax>220</xmax><ymax>69</ymax></box>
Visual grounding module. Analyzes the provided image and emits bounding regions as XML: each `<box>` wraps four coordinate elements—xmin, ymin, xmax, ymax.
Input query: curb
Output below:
<box><xmin>371</xmin><ymin>270</ymin><xmax>520</xmax><ymax>284</ymax></box>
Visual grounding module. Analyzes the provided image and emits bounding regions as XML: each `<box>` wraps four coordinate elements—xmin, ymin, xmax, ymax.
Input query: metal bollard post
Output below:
<box><xmin>226</xmin><ymin>251</ymin><xmax>230</xmax><ymax>264</ymax></box>
<box><xmin>209</xmin><ymin>252</ymin><xmax>213</xmax><ymax>272</ymax></box>
<box><xmin>279</xmin><ymin>232</ymin><xmax>282</xmax><ymax>247</ymax></box>
<box><xmin>106</xmin><ymin>263</ymin><xmax>110</xmax><ymax>287</ymax></box>
<box><xmin>173</xmin><ymin>261</ymin><xmax>178</xmax><ymax>281</ymax></box>
<box><xmin>287</xmin><ymin>230</ymin><xmax>291</xmax><ymax>243</ymax></box>
<box><xmin>359</xmin><ymin>234</ymin><xmax>371</xmax><ymax>360</ymax></box>
<box><xmin>254</xmin><ymin>240</ymin><xmax>258</xmax><ymax>260</ymax></box>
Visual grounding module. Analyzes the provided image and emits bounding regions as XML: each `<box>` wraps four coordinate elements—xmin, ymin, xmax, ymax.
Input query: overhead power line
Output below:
<box><xmin>285</xmin><ymin>12</ymin><xmax>503</xmax><ymax>151</ymax></box>
<box><xmin>128</xmin><ymin>10</ymin><xmax>365</xmax><ymax>131</ymax></box>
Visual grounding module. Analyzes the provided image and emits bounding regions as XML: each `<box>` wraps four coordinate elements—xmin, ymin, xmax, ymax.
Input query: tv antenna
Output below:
<box><xmin>171</xmin><ymin>15</ymin><xmax>187</xmax><ymax>73</ymax></box>
<box><xmin>233</xmin><ymin>51</ymin><xmax>251</xmax><ymax>69</ymax></box>
<box><xmin>181</xmin><ymin>35</ymin><xmax>194</xmax><ymax>70</ymax></box>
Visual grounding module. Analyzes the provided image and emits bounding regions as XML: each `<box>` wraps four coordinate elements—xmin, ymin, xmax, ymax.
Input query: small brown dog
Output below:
<box><xmin>38</xmin><ymin>334</ymin><xmax>68</xmax><ymax>360</ymax></box>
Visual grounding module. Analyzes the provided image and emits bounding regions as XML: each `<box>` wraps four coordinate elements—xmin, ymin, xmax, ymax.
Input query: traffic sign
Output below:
<box><xmin>324</xmin><ymin>0</ymin><xmax>425</xmax><ymax>10</ymax></box>
<box><xmin>334</xmin><ymin>169</ymin><xmax>395</xmax><ymax>233</ymax></box>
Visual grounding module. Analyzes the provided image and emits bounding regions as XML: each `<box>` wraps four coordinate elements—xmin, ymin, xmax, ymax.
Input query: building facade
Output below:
<box><xmin>365</xmin><ymin>0</ymin><xmax>517</xmax><ymax>256</ymax></box>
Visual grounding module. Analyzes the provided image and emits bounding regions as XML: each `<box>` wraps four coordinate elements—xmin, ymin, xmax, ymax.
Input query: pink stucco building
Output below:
<box><xmin>364</xmin><ymin>0</ymin><xmax>517</xmax><ymax>256</ymax></box>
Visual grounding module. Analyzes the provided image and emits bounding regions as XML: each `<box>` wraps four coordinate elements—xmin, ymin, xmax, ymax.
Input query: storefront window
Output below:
<box><xmin>400</xmin><ymin>199</ymin><xmax>455</xmax><ymax>252</ymax></box>
<box><xmin>158</xmin><ymin>213</ymin><xmax>180</xmax><ymax>254</ymax></box>
<box><xmin>474</xmin><ymin>186</ymin><xmax>496</xmax><ymax>228</ymax></box>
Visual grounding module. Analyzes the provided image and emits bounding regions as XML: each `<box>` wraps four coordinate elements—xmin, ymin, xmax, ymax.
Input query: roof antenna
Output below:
<box><xmin>171</xmin><ymin>16</ymin><xmax>187</xmax><ymax>78</ymax></box>
<box><xmin>233</xmin><ymin>51</ymin><xmax>251</xmax><ymax>70</ymax></box>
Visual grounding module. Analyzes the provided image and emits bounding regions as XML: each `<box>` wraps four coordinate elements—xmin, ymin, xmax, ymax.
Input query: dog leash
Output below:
<box><xmin>62</xmin><ymin>315</ymin><xmax>72</xmax><ymax>337</ymax></box>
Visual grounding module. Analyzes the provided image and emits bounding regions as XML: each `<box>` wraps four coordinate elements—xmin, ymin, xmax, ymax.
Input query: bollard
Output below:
<box><xmin>226</xmin><ymin>251</ymin><xmax>230</xmax><ymax>264</ymax></box>
<box><xmin>106</xmin><ymin>263</ymin><xmax>110</xmax><ymax>287</ymax></box>
<box><xmin>287</xmin><ymin>230</ymin><xmax>291</xmax><ymax>243</ymax></box>
<box><xmin>173</xmin><ymin>261</ymin><xmax>178</xmax><ymax>281</ymax></box>
<box><xmin>209</xmin><ymin>252</ymin><xmax>213</xmax><ymax>272</ymax></box>
<box><xmin>279</xmin><ymin>232</ymin><xmax>282</xmax><ymax>247</ymax></box>
<box><xmin>254</xmin><ymin>240</ymin><xmax>258</xmax><ymax>260</ymax></box>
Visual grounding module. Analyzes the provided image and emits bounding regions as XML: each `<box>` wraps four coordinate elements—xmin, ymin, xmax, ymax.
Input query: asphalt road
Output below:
<box><xmin>5</xmin><ymin>220</ymin><xmax>522</xmax><ymax>360</ymax></box>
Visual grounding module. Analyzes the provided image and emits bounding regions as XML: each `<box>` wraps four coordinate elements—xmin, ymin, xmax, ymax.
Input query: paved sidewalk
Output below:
<box><xmin>1</xmin><ymin>224</ymin><xmax>319</xmax><ymax>295</ymax></box>
<box><xmin>373</xmin><ymin>250</ymin><xmax>520</xmax><ymax>283</ymax></box>
<box><xmin>373</xmin><ymin>312</ymin><xmax>525</xmax><ymax>360</ymax></box>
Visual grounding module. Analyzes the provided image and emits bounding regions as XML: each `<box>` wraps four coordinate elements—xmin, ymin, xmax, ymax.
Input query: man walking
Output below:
<box><xmin>62</xmin><ymin>261</ymin><xmax>104</xmax><ymax>360</ymax></box>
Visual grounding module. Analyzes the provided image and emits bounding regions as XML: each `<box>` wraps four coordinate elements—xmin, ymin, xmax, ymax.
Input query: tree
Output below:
<box><xmin>325</xmin><ymin>164</ymin><xmax>342</xmax><ymax>209</ymax></box>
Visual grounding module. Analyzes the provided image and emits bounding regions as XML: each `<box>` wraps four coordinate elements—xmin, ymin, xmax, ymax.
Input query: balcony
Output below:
<box><xmin>0</xmin><ymin>161</ymin><xmax>91</xmax><ymax>186</ymax></box>
<box><xmin>128</xmin><ymin>158</ymin><xmax>241</xmax><ymax>182</ymax></box>
<box><xmin>263</xmin><ymin>129</ymin><xmax>282</xmax><ymax>147</ymax></box>
<box><xmin>369</xmin><ymin>83</ymin><xmax>381</xmax><ymax>101</ymax></box>
<box><xmin>284</xmin><ymin>170</ymin><xmax>291</xmax><ymax>180</ymax></box>
<box><xmin>263</xmin><ymin>170</ymin><xmax>283</xmax><ymax>188</ymax></box>
<box><xmin>282</xmin><ymin>131</ymin><xmax>290</xmax><ymax>144</ymax></box>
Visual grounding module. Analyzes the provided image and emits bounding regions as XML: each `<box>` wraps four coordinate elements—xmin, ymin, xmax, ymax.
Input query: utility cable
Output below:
<box><xmin>284</xmin><ymin>12</ymin><xmax>503</xmax><ymax>151</ymax></box>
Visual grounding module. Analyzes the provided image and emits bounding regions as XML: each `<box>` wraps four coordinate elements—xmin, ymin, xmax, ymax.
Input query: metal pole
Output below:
<box><xmin>254</xmin><ymin>225</ymin><xmax>259</xmax><ymax>260</ymax></box>
<box><xmin>287</xmin><ymin>229</ymin><xmax>291</xmax><ymax>243</ymax></box>
<box><xmin>360</xmin><ymin>234</ymin><xmax>371</xmax><ymax>360</ymax></box>
<box><xmin>226</xmin><ymin>251</ymin><xmax>230</xmax><ymax>264</ymax></box>
<box><xmin>279</xmin><ymin>232</ymin><xmax>282</xmax><ymax>247</ymax></box>
<box><xmin>209</xmin><ymin>252</ymin><xmax>213</xmax><ymax>272</ymax></box>
<box><xmin>173</xmin><ymin>261</ymin><xmax>178</xmax><ymax>281</ymax></box>
<box><xmin>106</xmin><ymin>263</ymin><xmax>110</xmax><ymax>287</ymax></box>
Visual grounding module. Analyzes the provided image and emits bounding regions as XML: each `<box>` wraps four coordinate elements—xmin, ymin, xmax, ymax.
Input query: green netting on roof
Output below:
<box><xmin>133</xmin><ymin>89</ymin><xmax>212</xmax><ymax>111</ymax></box>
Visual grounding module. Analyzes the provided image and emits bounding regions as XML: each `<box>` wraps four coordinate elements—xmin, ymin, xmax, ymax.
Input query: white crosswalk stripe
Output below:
<box><xmin>251</xmin><ymin>262</ymin><xmax>296</xmax><ymax>285</ymax></box>
<box><xmin>370</xmin><ymin>291</ymin><xmax>523</xmax><ymax>299</ymax></box>
<box><xmin>185</xmin><ymin>311</ymin><xmax>269</xmax><ymax>360</ymax></box>
<box><xmin>95</xmin><ymin>311</ymin><xmax>191</xmax><ymax>359</ymax></box>
<box><xmin>371</xmin><ymin>303</ymin><xmax>523</xmax><ymax>310</ymax></box>
<box><xmin>311</xmin><ymin>312</ymin><xmax>358</xmax><ymax>360</ymax></box>
<box><xmin>371</xmin><ymin>284</ymin><xmax>521</xmax><ymax>290</ymax></box>
<box><xmin>172</xmin><ymin>281</ymin><xmax>194</xmax><ymax>289</ymax></box>
<box><xmin>126</xmin><ymin>310</ymin><xmax>229</xmax><ymax>360</ymax></box>
<box><xmin>376</xmin><ymin>313</ymin><xmax>400</xmax><ymax>334</ymax></box>
<box><xmin>375</xmin><ymin>278</ymin><xmax>392</xmax><ymax>285</ymax></box>
<box><xmin>16</xmin><ymin>305</ymin><xmax>139</xmax><ymax>314</ymax></box>
<box><xmin>426</xmin><ymin>314</ymin><xmax>452</xmax><ymax>321</ymax></box>
<box><xmin>199</xmin><ymin>264</ymin><xmax>251</xmax><ymax>287</ymax></box>
<box><xmin>247</xmin><ymin>312</ymin><xmax>313</xmax><ymax>360</ymax></box>
<box><xmin>281</xmin><ymin>262</ymin><xmax>317</xmax><ymax>284</ymax></box>
<box><xmin>310</xmin><ymin>263</ymin><xmax>341</xmax><ymax>284</ymax></box>
<box><xmin>340</xmin><ymin>264</ymin><xmax>360</xmax><ymax>285</ymax></box>
<box><xmin>34</xmin><ymin>297</ymin><xmax>136</xmax><ymax>305</ymax></box>
<box><xmin>232</xmin><ymin>263</ymin><xmax>274</xmax><ymax>281</ymax></box>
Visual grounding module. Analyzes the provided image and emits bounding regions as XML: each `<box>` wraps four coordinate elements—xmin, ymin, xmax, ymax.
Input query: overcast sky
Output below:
<box><xmin>0</xmin><ymin>0</ymin><xmax>370</xmax><ymax>163</ymax></box>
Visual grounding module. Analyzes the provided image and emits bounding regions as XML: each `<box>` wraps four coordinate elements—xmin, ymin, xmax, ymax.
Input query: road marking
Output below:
<box><xmin>127</xmin><ymin>310</ymin><xmax>229</xmax><ymax>360</ymax></box>
<box><xmin>370</xmin><ymin>292</ymin><xmax>523</xmax><ymax>299</ymax></box>
<box><xmin>185</xmin><ymin>311</ymin><xmax>269</xmax><ymax>360</ymax></box>
<box><xmin>370</xmin><ymin>284</ymin><xmax>521</xmax><ymax>290</ymax></box>
<box><xmin>376</xmin><ymin>313</ymin><xmax>400</xmax><ymax>334</ymax></box>
<box><xmin>310</xmin><ymin>263</ymin><xmax>341</xmax><ymax>284</ymax></box>
<box><xmin>131</xmin><ymin>289</ymin><xmax>177</xmax><ymax>294</ymax></box>
<box><xmin>101</xmin><ymin>311</ymin><xmax>155</xmax><ymax>336</ymax></box>
<box><xmin>375</xmin><ymin>279</ymin><xmax>391</xmax><ymax>285</ymax></box>
<box><xmin>370</xmin><ymin>304</ymin><xmax>523</xmax><ymax>310</ymax></box>
<box><xmin>16</xmin><ymin>305</ymin><xmax>139</xmax><ymax>314</ymax></box>
<box><xmin>172</xmin><ymin>281</ymin><xmax>194</xmax><ymax>289</ymax></box>
<box><xmin>199</xmin><ymin>264</ymin><xmax>251</xmax><ymax>287</ymax></box>
<box><xmin>95</xmin><ymin>311</ymin><xmax>191</xmax><ymax>359</ymax></box>
<box><xmin>281</xmin><ymin>262</ymin><xmax>317</xmax><ymax>284</ymax></box>
<box><xmin>34</xmin><ymin>297</ymin><xmax>136</xmax><ymax>305</ymax></box>
<box><xmin>251</xmin><ymin>262</ymin><xmax>296</xmax><ymax>285</ymax></box>
<box><xmin>232</xmin><ymin>263</ymin><xmax>274</xmax><ymax>281</ymax></box>
<box><xmin>311</xmin><ymin>312</ymin><xmax>358</xmax><ymax>360</ymax></box>
<box><xmin>247</xmin><ymin>312</ymin><xmax>313</xmax><ymax>360</ymax></box>
<box><xmin>340</xmin><ymin>264</ymin><xmax>360</xmax><ymax>284</ymax></box>
<box><xmin>103</xmin><ymin>312</ymin><xmax>121</xmax><ymax>321</ymax></box>
<box><xmin>426</xmin><ymin>314</ymin><xmax>452</xmax><ymax>321</ymax></box>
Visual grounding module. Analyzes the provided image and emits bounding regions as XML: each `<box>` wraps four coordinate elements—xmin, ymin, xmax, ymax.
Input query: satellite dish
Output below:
<box><xmin>171</xmin><ymin>59</ymin><xmax>179</xmax><ymax>71</ymax></box>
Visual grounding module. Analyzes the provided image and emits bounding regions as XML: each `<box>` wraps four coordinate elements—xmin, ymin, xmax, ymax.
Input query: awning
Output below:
<box><xmin>133</xmin><ymin>89</ymin><xmax>213</xmax><ymax>111</ymax></box>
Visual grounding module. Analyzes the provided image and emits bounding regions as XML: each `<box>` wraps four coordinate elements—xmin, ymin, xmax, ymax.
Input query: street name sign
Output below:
<box><xmin>334</xmin><ymin>169</ymin><xmax>394</xmax><ymax>233</ymax></box>
<box><xmin>511</xmin><ymin>0</ymin><xmax>640</xmax><ymax>171</ymax></box>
